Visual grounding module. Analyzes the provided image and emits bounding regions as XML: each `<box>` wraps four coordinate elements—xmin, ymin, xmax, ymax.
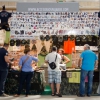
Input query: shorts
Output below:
<box><xmin>48</xmin><ymin>70</ymin><xmax>61</xmax><ymax>83</ymax></box>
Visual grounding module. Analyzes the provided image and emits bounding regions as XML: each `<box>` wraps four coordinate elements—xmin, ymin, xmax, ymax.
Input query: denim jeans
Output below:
<box><xmin>79</xmin><ymin>69</ymin><xmax>94</xmax><ymax>95</ymax></box>
<box><xmin>17</xmin><ymin>71</ymin><xmax>33</xmax><ymax>95</ymax></box>
<box><xmin>0</xmin><ymin>70</ymin><xmax>8</xmax><ymax>95</ymax></box>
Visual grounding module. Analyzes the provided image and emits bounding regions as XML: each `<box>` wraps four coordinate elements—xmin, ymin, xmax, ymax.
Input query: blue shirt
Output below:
<box><xmin>80</xmin><ymin>50</ymin><xmax>97</xmax><ymax>71</ymax></box>
<box><xmin>19</xmin><ymin>55</ymin><xmax>38</xmax><ymax>72</ymax></box>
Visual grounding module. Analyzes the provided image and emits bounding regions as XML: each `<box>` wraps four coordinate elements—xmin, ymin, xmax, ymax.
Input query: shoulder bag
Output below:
<box><xmin>22</xmin><ymin>56</ymin><xmax>30</xmax><ymax>66</ymax></box>
<box><xmin>49</xmin><ymin>54</ymin><xmax>57</xmax><ymax>70</ymax></box>
<box><xmin>20</xmin><ymin>56</ymin><xmax>30</xmax><ymax>71</ymax></box>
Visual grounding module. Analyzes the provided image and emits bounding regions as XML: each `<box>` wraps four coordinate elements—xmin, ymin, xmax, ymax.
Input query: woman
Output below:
<box><xmin>14</xmin><ymin>48</ymin><xmax>38</xmax><ymax>97</ymax></box>
<box><xmin>58</xmin><ymin>48</ymin><xmax>70</xmax><ymax>69</ymax></box>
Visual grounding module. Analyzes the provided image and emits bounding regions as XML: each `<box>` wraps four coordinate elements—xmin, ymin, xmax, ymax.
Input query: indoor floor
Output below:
<box><xmin>0</xmin><ymin>95</ymin><xmax>100</xmax><ymax>100</ymax></box>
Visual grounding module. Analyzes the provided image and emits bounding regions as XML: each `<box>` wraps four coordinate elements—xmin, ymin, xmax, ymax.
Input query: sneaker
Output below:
<box><xmin>25</xmin><ymin>95</ymin><xmax>28</xmax><ymax>97</ymax></box>
<box><xmin>87</xmin><ymin>94</ymin><xmax>91</xmax><ymax>97</ymax></box>
<box><xmin>56</xmin><ymin>93</ymin><xmax>62</xmax><ymax>97</ymax></box>
<box><xmin>77</xmin><ymin>94</ymin><xmax>85</xmax><ymax>97</ymax></box>
<box><xmin>0</xmin><ymin>93</ymin><xmax>9</xmax><ymax>97</ymax></box>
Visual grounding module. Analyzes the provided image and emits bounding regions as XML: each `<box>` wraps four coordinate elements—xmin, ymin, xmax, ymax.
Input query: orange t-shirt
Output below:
<box><xmin>64</xmin><ymin>38</ymin><xmax>75</xmax><ymax>54</ymax></box>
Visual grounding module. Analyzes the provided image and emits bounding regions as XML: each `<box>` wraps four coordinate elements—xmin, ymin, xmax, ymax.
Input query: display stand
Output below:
<box><xmin>2</xmin><ymin>3</ymin><xmax>99</xmax><ymax>95</ymax></box>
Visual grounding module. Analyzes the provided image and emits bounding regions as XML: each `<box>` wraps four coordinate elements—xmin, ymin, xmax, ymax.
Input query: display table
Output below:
<box><xmin>5</xmin><ymin>70</ymin><xmax>45</xmax><ymax>95</ymax></box>
<box><xmin>61</xmin><ymin>70</ymin><xmax>99</xmax><ymax>95</ymax></box>
<box><xmin>5</xmin><ymin>69</ymin><xmax>99</xmax><ymax>95</ymax></box>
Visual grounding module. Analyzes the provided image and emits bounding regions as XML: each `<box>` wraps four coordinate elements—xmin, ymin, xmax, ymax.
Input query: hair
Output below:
<box><xmin>58</xmin><ymin>48</ymin><xmax>64</xmax><ymax>53</ymax></box>
<box><xmin>24</xmin><ymin>48</ymin><xmax>30</xmax><ymax>54</ymax></box>
<box><xmin>84</xmin><ymin>44</ymin><xmax>90</xmax><ymax>50</ymax></box>
<box><xmin>52</xmin><ymin>46</ymin><xmax>57</xmax><ymax>51</ymax></box>
<box><xmin>25</xmin><ymin>44</ymin><xmax>30</xmax><ymax>49</ymax></box>
<box><xmin>2</xmin><ymin>5</ymin><xmax>5</xmax><ymax>10</ymax></box>
<box><xmin>3</xmin><ymin>43</ymin><xmax>9</xmax><ymax>47</ymax></box>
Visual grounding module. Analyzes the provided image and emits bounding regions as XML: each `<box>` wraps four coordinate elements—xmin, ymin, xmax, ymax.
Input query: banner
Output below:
<box><xmin>17</xmin><ymin>2</ymin><xmax>79</xmax><ymax>12</ymax></box>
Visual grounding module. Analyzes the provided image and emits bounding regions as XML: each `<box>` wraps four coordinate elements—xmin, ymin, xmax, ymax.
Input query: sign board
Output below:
<box><xmin>17</xmin><ymin>2</ymin><xmax>79</xmax><ymax>12</ymax></box>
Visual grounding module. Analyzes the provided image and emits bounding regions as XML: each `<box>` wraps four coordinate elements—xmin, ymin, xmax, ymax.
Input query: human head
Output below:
<box><xmin>24</xmin><ymin>48</ymin><xmax>30</xmax><ymax>54</ymax></box>
<box><xmin>3</xmin><ymin>43</ymin><xmax>9</xmax><ymax>50</ymax></box>
<box><xmin>25</xmin><ymin>44</ymin><xmax>30</xmax><ymax>49</ymax></box>
<box><xmin>52</xmin><ymin>46</ymin><xmax>57</xmax><ymax>52</ymax></box>
<box><xmin>84</xmin><ymin>44</ymin><xmax>90</xmax><ymax>50</ymax></box>
<box><xmin>0</xmin><ymin>44</ymin><xmax>3</xmax><ymax>48</ymax></box>
<box><xmin>2</xmin><ymin>5</ymin><xmax>5</xmax><ymax>11</ymax></box>
<box><xmin>58</xmin><ymin>48</ymin><xmax>64</xmax><ymax>55</ymax></box>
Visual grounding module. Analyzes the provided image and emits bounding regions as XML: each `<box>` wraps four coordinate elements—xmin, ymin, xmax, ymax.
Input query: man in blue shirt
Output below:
<box><xmin>77</xmin><ymin>44</ymin><xmax>98</xmax><ymax>97</ymax></box>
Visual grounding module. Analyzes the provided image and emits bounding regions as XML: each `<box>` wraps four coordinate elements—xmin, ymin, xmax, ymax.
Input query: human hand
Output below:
<box><xmin>10</xmin><ymin>62</ymin><xmax>14</xmax><ymax>65</ymax></box>
<box><xmin>95</xmin><ymin>67</ymin><xmax>98</xmax><ymax>70</ymax></box>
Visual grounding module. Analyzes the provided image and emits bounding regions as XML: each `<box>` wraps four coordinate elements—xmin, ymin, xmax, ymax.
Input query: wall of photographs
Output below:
<box><xmin>9</xmin><ymin>11</ymin><xmax>99</xmax><ymax>69</ymax></box>
<box><xmin>10</xmin><ymin>12</ymin><xmax>99</xmax><ymax>39</ymax></box>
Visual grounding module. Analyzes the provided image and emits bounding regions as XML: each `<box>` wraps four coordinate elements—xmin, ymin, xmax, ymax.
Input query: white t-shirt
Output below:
<box><xmin>45</xmin><ymin>52</ymin><xmax>61</xmax><ymax>71</ymax></box>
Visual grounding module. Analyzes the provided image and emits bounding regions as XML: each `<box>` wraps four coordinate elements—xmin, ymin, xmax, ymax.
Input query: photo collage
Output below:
<box><xmin>10</xmin><ymin>11</ymin><xmax>99</xmax><ymax>39</ymax></box>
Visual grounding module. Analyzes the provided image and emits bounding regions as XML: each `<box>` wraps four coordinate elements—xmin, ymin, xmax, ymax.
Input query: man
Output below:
<box><xmin>45</xmin><ymin>46</ymin><xmax>62</xmax><ymax>97</ymax></box>
<box><xmin>78</xmin><ymin>44</ymin><xmax>98</xmax><ymax>97</ymax></box>
<box><xmin>0</xmin><ymin>43</ymin><xmax>13</xmax><ymax>97</ymax></box>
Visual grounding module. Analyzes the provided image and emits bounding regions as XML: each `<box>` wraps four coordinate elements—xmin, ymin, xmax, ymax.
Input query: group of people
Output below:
<box><xmin>0</xmin><ymin>43</ymin><xmax>38</xmax><ymax>97</ymax></box>
<box><xmin>0</xmin><ymin>43</ymin><xmax>98</xmax><ymax>97</ymax></box>
<box><xmin>45</xmin><ymin>44</ymin><xmax>98</xmax><ymax>97</ymax></box>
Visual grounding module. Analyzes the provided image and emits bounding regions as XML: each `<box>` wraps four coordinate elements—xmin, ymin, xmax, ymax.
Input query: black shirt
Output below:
<box><xmin>0</xmin><ymin>48</ymin><xmax>8</xmax><ymax>71</ymax></box>
<box><xmin>0</xmin><ymin>11</ymin><xmax>11</xmax><ymax>24</ymax></box>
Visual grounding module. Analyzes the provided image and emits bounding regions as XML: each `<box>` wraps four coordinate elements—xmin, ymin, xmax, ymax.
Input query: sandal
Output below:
<box><xmin>51</xmin><ymin>93</ymin><xmax>55</xmax><ymax>96</ymax></box>
<box><xmin>56</xmin><ymin>93</ymin><xmax>62</xmax><ymax>97</ymax></box>
<box><xmin>14</xmin><ymin>94</ymin><xmax>20</xmax><ymax>97</ymax></box>
<box><xmin>25</xmin><ymin>95</ymin><xmax>28</xmax><ymax>97</ymax></box>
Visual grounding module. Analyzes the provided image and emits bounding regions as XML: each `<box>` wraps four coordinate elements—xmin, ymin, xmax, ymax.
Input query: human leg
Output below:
<box><xmin>50</xmin><ymin>83</ymin><xmax>55</xmax><ymax>95</ymax></box>
<box><xmin>17</xmin><ymin>71</ymin><xmax>27</xmax><ymax>95</ymax></box>
<box><xmin>25</xmin><ymin>72</ymin><xmax>33</xmax><ymax>96</ymax></box>
<box><xmin>48</xmin><ymin>71</ymin><xmax>55</xmax><ymax>95</ymax></box>
<box><xmin>0</xmin><ymin>70</ymin><xmax>8</xmax><ymax>95</ymax></box>
<box><xmin>79</xmin><ymin>69</ymin><xmax>88</xmax><ymax>96</ymax></box>
<box><xmin>55</xmin><ymin>71</ymin><xmax>62</xmax><ymax>97</ymax></box>
<box><xmin>87</xmin><ymin>71</ymin><xmax>94</xmax><ymax>96</ymax></box>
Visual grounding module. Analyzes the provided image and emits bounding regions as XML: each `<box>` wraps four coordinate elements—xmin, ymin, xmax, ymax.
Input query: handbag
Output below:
<box><xmin>49</xmin><ymin>54</ymin><xmax>57</xmax><ymax>70</ymax></box>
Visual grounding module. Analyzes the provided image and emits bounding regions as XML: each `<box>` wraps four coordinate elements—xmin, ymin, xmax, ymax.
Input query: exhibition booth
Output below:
<box><xmin>0</xmin><ymin>2</ymin><xmax>99</xmax><ymax>95</ymax></box>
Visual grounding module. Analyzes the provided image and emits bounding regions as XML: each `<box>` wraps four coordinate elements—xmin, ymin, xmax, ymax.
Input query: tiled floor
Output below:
<box><xmin>0</xmin><ymin>95</ymin><xmax>100</xmax><ymax>100</ymax></box>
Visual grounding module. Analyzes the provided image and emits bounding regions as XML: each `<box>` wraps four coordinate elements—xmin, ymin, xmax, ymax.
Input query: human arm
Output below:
<box><xmin>78</xmin><ymin>53</ymin><xmax>83</xmax><ymax>68</ymax></box>
<box><xmin>4</xmin><ymin>52</ymin><xmax>14</xmax><ymax>65</ymax></box>
<box><xmin>94</xmin><ymin>54</ymin><xmax>98</xmax><ymax>69</ymax></box>
<box><xmin>78</xmin><ymin>57</ymin><xmax>82</xmax><ymax>68</ymax></box>
<box><xmin>31</xmin><ymin>56</ymin><xmax>38</xmax><ymax>68</ymax></box>
<box><xmin>0</xmin><ymin>13</ymin><xmax>1</xmax><ymax>23</ymax></box>
<box><xmin>94</xmin><ymin>60</ymin><xmax>98</xmax><ymax>69</ymax></box>
<box><xmin>45</xmin><ymin>54</ymin><xmax>49</xmax><ymax>64</ymax></box>
<box><xmin>32</xmin><ymin>56</ymin><xmax>38</xmax><ymax>62</ymax></box>
<box><xmin>63</xmin><ymin>55</ymin><xmax>70</xmax><ymax>64</ymax></box>
<box><xmin>19</xmin><ymin>57</ymin><xmax>23</xmax><ymax>69</ymax></box>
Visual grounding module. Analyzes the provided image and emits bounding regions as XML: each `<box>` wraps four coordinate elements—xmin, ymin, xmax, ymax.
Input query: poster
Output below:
<box><xmin>10</xmin><ymin>11</ymin><xmax>99</xmax><ymax>39</ymax></box>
